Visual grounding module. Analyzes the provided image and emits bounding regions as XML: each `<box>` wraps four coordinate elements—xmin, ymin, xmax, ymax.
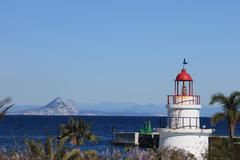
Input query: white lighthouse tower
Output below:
<box><xmin>158</xmin><ymin>61</ymin><xmax>212</xmax><ymax>159</ymax></box>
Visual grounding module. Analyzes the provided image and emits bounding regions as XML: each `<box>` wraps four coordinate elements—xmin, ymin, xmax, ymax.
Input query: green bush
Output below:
<box><xmin>208</xmin><ymin>137</ymin><xmax>240</xmax><ymax>160</ymax></box>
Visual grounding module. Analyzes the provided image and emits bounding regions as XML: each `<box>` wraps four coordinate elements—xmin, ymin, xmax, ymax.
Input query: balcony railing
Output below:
<box><xmin>167</xmin><ymin>116</ymin><xmax>200</xmax><ymax>129</ymax></box>
<box><xmin>167</xmin><ymin>95</ymin><xmax>200</xmax><ymax>105</ymax></box>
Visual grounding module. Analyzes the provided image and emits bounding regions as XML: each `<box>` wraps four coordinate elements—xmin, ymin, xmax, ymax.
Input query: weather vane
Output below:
<box><xmin>183</xmin><ymin>58</ymin><xmax>188</xmax><ymax>69</ymax></box>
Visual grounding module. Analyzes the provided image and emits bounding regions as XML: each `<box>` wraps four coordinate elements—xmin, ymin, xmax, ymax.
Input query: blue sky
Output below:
<box><xmin>0</xmin><ymin>1</ymin><xmax>240</xmax><ymax>106</ymax></box>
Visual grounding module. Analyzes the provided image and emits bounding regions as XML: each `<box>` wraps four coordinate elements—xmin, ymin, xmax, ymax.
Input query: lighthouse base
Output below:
<box><xmin>158</xmin><ymin>128</ymin><xmax>212</xmax><ymax>160</ymax></box>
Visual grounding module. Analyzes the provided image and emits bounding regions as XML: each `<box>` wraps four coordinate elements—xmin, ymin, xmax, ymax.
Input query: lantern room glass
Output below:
<box><xmin>175</xmin><ymin>80</ymin><xmax>193</xmax><ymax>96</ymax></box>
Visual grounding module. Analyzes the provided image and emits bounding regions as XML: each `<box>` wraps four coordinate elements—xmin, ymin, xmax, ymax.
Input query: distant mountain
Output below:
<box><xmin>77</xmin><ymin>102</ymin><xmax>166</xmax><ymax>116</ymax></box>
<box><xmin>13</xmin><ymin>97</ymin><xmax>78</xmax><ymax>115</ymax></box>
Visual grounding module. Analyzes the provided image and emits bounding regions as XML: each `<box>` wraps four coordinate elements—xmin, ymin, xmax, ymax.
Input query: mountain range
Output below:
<box><xmin>9</xmin><ymin>97</ymin><xmax>220</xmax><ymax>116</ymax></box>
<box><xmin>10</xmin><ymin>97</ymin><xmax>165</xmax><ymax>116</ymax></box>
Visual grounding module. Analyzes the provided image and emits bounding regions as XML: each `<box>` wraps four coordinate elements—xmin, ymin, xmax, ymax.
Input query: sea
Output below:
<box><xmin>0</xmin><ymin>116</ymin><xmax>239</xmax><ymax>152</ymax></box>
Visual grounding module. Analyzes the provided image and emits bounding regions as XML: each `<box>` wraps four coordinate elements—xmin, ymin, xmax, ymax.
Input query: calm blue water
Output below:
<box><xmin>0</xmin><ymin>116</ymin><xmax>239</xmax><ymax>152</ymax></box>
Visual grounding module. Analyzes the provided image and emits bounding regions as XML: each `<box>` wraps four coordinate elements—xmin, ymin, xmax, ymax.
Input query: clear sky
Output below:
<box><xmin>0</xmin><ymin>0</ymin><xmax>240</xmax><ymax>106</ymax></box>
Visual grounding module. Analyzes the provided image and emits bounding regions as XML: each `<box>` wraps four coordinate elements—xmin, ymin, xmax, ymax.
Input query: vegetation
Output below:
<box><xmin>0</xmin><ymin>97</ymin><xmax>14</xmax><ymax>120</ymax></box>
<box><xmin>1</xmin><ymin>134</ymin><xmax>240</xmax><ymax>160</ymax></box>
<box><xmin>208</xmin><ymin>137</ymin><xmax>236</xmax><ymax>160</ymax></box>
<box><xmin>58</xmin><ymin>117</ymin><xmax>97</xmax><ymax>146</ymax></box>
<box><xmin>209</xmin><ymin>91</ymin><xmax>240</xmax><ymax>139</ymax></box>
<box><xmin>25</xmin><ymin>136</ymin><xmax>82</xmax><ymax>160</ymax></box>
<box><xmin>0</xmin><ymin>146</ymin><xmax>197</xmax><ymax>160</ymax></box>
<box><xmin>100</xmin><ymin>147</ymin><xmax>197</xmax><ymax>160</ymax></box>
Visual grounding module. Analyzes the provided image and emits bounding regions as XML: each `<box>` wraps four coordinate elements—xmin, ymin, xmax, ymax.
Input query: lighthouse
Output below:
<box><xmin>158</xmin><ymin>61</ymin><xmax>212</xmax><ymax>159</ymax></box>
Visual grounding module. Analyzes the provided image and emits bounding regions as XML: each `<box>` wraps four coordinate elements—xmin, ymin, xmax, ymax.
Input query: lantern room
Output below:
<box><xmin>175</xmin><ymin>69</ymin><xmax>193</xmax><ymax>96</ymax></box>
<box><xmin>167</xmin><ymin>68</ymin><xmax>200</xmax><ymax>105</ymax></box>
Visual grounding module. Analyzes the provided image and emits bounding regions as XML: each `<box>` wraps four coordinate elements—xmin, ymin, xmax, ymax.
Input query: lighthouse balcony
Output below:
<box><xmin>167</xmin><ymin>116</ymin><xmax>200</xmax><ymax>129</ymax></box>
<box><xmin>167</xmin><ymin>95</ymin><xmax>200</xmax><ymax>105</ymax></box>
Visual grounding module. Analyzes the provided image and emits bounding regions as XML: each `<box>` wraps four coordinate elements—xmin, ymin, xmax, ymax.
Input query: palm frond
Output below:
<box><xmin>0</xmin><ymin>97</ymin><xmax>11</xmax><ymax>106</ymax></box>
<box><xmin>0</xmin><ymin>104</ymin><xmax>14</xmax><ymax>120</ymax></box>
<box><xmin>0</xmin><ymin>104</ymin><xmax>4</xmax><ymax>109</ymax></box>
<box><xmin>229</xmin><ymin>91</ymin><xmax>240</xmax><ymax>103</ymax></box>
<box><xmin>209</xmin><ymin>93</ymin><xmax>227</xmax><ymax>106</ymax></box>
<box><xmin>211</xmin><ymin>112</ymin><xmax>225</xmax><ymax>126</ymax></box>
<box><xmin>58</xmin><ymin>117</ymin><xmax>97</xmax><ymax>146</ymax></box>
<box><xmin>62</xmin><ymin>149</ymin><xmax>80</xmax><ymax>160</ymax></box>
<box><xmin>82</xmin><ymin>150</ymin><xmax>99</xmax><ymax>160</ymax></box>
<box><xmin>57</xmin><ymin>136</ymin><xmax>68</xmax><ymax>150</ymax></box>
<box><xmin>230</xmin><ymin>91</ymin><xmax>240</xmax><ymax>109</ymax></box>
<box><xmin>45</xmin><ymin>136</ymin><xmax>53</xmax><ymax>160</ymax></box>
<box><xmin>85</xmin><ymin>132</ymin><xmax>98</xmax><ymax>144</ymax></box>
<box><xmin>25</xmin><ymin>139</ymin><xmax>45</xmax><ymax>159</ymax></box>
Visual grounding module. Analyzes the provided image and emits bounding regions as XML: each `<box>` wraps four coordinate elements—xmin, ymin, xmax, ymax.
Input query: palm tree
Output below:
<box><xmin>25</xmin><ymin>136</ymin><xmax>81</xmax><ymax>160</ymax></box>
<box><xmin>25</xmin><ymin>136</ymin><xmax>52</xmax><ymax>160</ymax></box>
<box><xmin>58</xmin><ymin>117</ymin><xmax>97</xmax><ymax>146</ymax></box>
<box><xmin>209</xmin><ymin>91</ymin><xmax>240</xmax><ymax>139</ymax></box>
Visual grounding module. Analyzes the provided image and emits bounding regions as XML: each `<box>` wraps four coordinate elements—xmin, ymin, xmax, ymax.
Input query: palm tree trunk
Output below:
<box><xmin>228</xmin><ymin>120</ymin><xmax>232</xmax><ymax>139</ymax></box>
<box><xmin>230</xmin><ymin>123</ymin><xmax>236</xmax><ymax>139</ymax></box>
<box><xmin>229</xmin><ymin>126</ymin><xmax>233</xmax><ymax>139</ymax></box>
<box><xmin>228</xmin><ymin>121</ymin><xmax>236</xmax><ymax>139</ymax></box>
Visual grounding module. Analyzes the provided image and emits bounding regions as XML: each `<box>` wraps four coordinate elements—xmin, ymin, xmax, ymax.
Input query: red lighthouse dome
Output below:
<box><xmin>176</xmin><ymin>69</ymin><xmax>192</xmax><ymax>81</ymax></box>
